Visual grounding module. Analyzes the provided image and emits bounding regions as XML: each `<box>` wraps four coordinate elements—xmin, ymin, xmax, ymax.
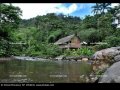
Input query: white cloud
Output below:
<box><xmin>111</xmin><ymin>3</ymin><xmax>119</xmax><ymax>8</ymax></box>
<box><xmin>54</xmin><ymin>3</ymin><xmax>78</xmax><ymax>14</ymax></box>
<box><xmin>12</xmin><ymin>3</ymin><xmax>79</xmax><ymax>19</ymax></box>
<box><xmin>66</xmin><ymin>3</ymin><xmax>78</xmax><ymax>14</ymax></box>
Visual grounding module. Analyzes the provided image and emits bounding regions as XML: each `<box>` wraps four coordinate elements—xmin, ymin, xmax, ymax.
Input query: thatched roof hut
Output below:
<box><xmin>54</xmin><ymin>34</ymin><xmax>81</xmax><ymax>49</ymax></box>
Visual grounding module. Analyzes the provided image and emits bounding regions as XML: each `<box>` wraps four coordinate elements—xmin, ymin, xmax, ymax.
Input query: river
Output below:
<box><xmin>0</xmin><ymin>59</ymin><xmax>92</xmax><ymax>83</ymax></box>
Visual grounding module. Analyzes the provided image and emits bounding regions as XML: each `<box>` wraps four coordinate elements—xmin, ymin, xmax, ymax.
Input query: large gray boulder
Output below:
<box><xmin>93</xmin><ymin>46</ymin><xmax>120</xmax><ymax>60</ymax></box>
<box><xmin>99</xmin><ymin>61</ymin><xmax>120</xmax><ymax>83</ymax></box>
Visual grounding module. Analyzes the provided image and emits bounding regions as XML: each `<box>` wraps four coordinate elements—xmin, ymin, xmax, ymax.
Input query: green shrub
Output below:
<box><xmin>77</xmin><ymin>48</ymin><xmax>95</xmax><ymax>56</ymax></box>
<box><xmin>64</xmin><ymin>47</ymin><xmax>95</xmax><ymax>57</ymax></box>
<box><xmin>44</xmin><ymin>44</ymin><xmax>62</xmax><ymax>57</ymax></box>
<box><xmin>25</xmin><ymin>43</ymin><xmax>62</xmax><ymax>58</ymax></box>
<box><xmin>94</xmin><ymin>44</ymin><xmax>110</xmax><ymax>51</ymax></box>
<box><xmin>0</xmin><ymin>39</ymin><xmax>10</xmax><ymax>56</ymax></box>
<box><xmin>104</xmin><ymin>36</ymin><xmax>120</xmax><ymax>47</ymax></box>
<box><xmin>93</xmin><ymin>36</ymin><xmax>120</xmax><ymax>51</ymax></box>
<box><xmin>29</xmin><ymin>51</ymin><xmax>43</xmax><ymax>57</ymax></box>
<box><xmin>63</xmin><ymin>49</ymin><xmax>71</xmax><ymax>56</ymax></box>
<box><xmin>0</xmin><ymin>49</ymin><xmax>6</xmax><ymax>57</ymax></box>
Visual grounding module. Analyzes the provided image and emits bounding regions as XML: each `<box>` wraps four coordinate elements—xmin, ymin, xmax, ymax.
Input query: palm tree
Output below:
<box><xmin>109</xmin><ymin>4</ymin><xmax>120</xmax><ymax>28</ymax></box>
<box><xmin>92</xmin><ymin>3</ymin><xmax>111</xmax><ymax>15</ymax></box>
<box><xmin>92</xmin><ymin>3</ymin><xmax>102</xmax><ymax>15</ymax></box>
<box><xmin>113</xmin><ymin>4</ymin><xmax>120</xmax><ymax>16</ymax></box>
<box><xmin>92</xmin><ymin>3</ymin><xmax>102</xmax><ymax>32</ymax></box>
<box><xmin>99</xmin><ymin>3</ymin><xmax>111</xmax><ymax>14</ymax></box>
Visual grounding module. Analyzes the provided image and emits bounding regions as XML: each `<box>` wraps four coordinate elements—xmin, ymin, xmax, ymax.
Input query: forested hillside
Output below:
<box><xmin>0</xmin><ymin>3</ymin><xmax>120</xmax><ymax>57</ymax></box>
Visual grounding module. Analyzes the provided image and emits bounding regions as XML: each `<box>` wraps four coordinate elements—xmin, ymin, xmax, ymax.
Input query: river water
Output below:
<box><xmin>0</xmin><ymin>60</ymin><xmax>92</xmax><ymax>83</ymax></box>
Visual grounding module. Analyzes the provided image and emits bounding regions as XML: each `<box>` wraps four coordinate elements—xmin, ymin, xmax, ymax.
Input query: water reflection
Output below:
<box><xmin>0</xmin><ymin>60</ymin><xmax>92</xmax><ymax>83</ymax></box>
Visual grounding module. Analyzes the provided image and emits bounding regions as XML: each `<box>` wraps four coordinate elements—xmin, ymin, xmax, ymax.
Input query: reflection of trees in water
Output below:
<box><xmin>66</xmin><ymin>62</ymin><xmax>81</xmax><ymax>82</ymax></box>
<box><xmin>57</xmin><ymin>62</ymin><xmax>80</xmax><ymax>82</ymax></box>
<box><xmin>64</xmin><ymin>62</ymin><xmax>92</xmax><ymax>82</ymax></box>
<box><xmin>0</xmin><ymin>61</ymin><xmax>10</xmax><ymax>79</ymax></box>
<box><xmin>0</xmin><ymin>60</ymin><xmax>92</xmax><ymax>83</ymax></box>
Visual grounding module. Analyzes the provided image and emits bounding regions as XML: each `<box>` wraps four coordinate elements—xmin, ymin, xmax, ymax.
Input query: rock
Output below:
<box><xmin>77</xmin><ymin>60</ymin><xmax>82</xmax><ymax>62</ymax></box>
<box><xmin>65</xmin><ymin>56</ymin><xmax>81</xmax><ymax>60</ymax></box>
<box><xmin>87</xmin><ymin>60</ymin><xmax>93</xmax><ymax>64</ymax></box>
<box><xmin>93</xmin><ymin>46</ymin><xmax>120</xmax><ymax>60</ymax></box>
<box><xmin>93</xmin><ymin>51</ymin><xmax>104</xmax><ymax>60</ymax></box>
<box><xmin>99</xmin><ymin>61</ymin><xmax>120</xmax><ymax>83</ymax></box>
<box><xmin>80</xmin><ymin>75</ymin><xmax>85</xmax><ymax>78</ymax></box>
<box><xmin>55</xmin><ymin>55</ymin><xmax>65</xmax><ymax>60</ymax></box>
<box><xmin>82</xmin><ymin>58</ymin><xmax>88</xmax><ymax>61</ymax></box>
<box><xmin>98</xmin><ymin>63</ymin><xmax>109</xmax><ymax>70</ymax></box>
<box><xmin>114</xmin><ymin>55</ymin><xmax>120</xmax><ymax>62</ymax></box>
<box><xmin>85</xmin><ymin>77</ymin><xmax>90</xmax><ymax>82</ymax></box>
<box><xmin>91</xmin><ymin>77</ymin><xmax>98</xmax><ymax>82</ymax></box>
<box><xmin>71</xmin><ymin>59</ymin><xmax>75</xmax><ymax>61</ymax></box>
<box><xmin>111</xmin><ymin>46</ymin><xmax>120</xmax><ymax>50</ymax></box>
<box><xmin>12</xmin><ymin>56</ymin><xmax>49</xmax><ymax>61</ymax></box>
<box><xmin>92</xmin><ymin>60</ymin><xmax>109</xmax><ymax>72</ymax></box>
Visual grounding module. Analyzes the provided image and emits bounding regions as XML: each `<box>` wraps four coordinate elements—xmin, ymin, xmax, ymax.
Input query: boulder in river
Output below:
<box><xmin>93</xmin><ymin>46</ymin><xmax>120</xmax><ymax>60</ymax></box>
<box><xmin>99</xmin><ymin>61</ymin><xmax>120</xmax><ymax>83</ymax></box>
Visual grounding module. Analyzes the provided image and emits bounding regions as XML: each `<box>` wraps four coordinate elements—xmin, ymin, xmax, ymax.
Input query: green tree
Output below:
<box><xmin>108</xmin><ymin>3</ymin><xmax>120</xmax><ymax>16</ymax></box>
<box><xmin>92</xmin><ymin>3</ymin><xmax>111</xmax><ymax>15</ymax></box>
<box><xmin>99</xmin><ymin>3</ymin><xmax>111</xmax><ymax>14</ymax></box>
<box><xmin>105</xmin><ymin>36</ymin><xmax>120</xmax><ymax>47</ymax></box>
<box><xmin>92</xmin><ymin>3</ymin><xmax>102</xmax><ymax>15</ymax></box>
<box><xmin>82</xmin><ymin>15</ymin><xmax>98</xmax><ymax>29</ymax></box>
<box><xmin>0</xmin><ymin>3</ymin><xmax>22</xmax><ymax>56</ymax></box>
<box><xmin>0</xmin><ymin>3</ymin><xmax>22</xmax><ymax>40</ymax></box>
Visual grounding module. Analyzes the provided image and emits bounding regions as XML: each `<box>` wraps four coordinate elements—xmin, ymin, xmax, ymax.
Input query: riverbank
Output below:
<box><xmin>0</xmin><ymin>55</ymin><xmax>93</xmax><ymax>61</ymax></box>
<box><xmin>0</xmin><ymin>57</ymin><xmax>12</xmax><ymax>61</ymax></box>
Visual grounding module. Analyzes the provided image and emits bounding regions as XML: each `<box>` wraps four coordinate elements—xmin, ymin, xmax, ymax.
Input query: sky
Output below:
<box><xmin>12</xmin><ymin>3</ymin><xmax>119</xmax><ymax>19</ymax></box>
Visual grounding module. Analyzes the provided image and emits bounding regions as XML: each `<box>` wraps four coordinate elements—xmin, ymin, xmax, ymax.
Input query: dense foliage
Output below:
<box><xmin>0</xmin><ymin>3</ymin><xmax>22</xmax><ymax>56</ymax></box>
<box><xmin>0</xmin><ymin>3</ymin><xmax>120</xmax><ymax>57</ymax></box>
<box><xmin>64</xmin><ymin>48</ymin><xmax>95</xmax><ymax>57</ymax></box>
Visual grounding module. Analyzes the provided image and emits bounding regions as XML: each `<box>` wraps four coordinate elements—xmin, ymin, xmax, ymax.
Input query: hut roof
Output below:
<box><xmin>54</xmin><ymin>34</ymin><xmax>75</xmax><ymax>45</ymax></box>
